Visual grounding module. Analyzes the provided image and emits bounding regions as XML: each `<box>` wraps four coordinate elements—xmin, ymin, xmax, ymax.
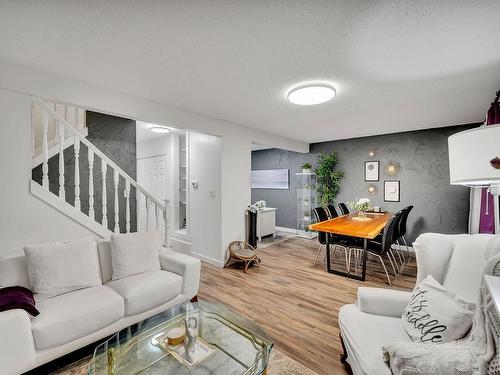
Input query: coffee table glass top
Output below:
<box><xmin>87</xmin><ymin>300</ymin><xmax>273</xmax><ymax>375</ymax></box>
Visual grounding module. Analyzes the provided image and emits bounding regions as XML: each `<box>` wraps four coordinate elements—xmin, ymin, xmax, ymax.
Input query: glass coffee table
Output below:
<box><xmin>87</xmin><ymin>300</ymin><xmax>273</xmax><ymax>375</ymax></box>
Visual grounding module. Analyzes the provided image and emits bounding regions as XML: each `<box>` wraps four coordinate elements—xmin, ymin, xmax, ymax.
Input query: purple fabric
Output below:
<box><xmin>478</xmin><ymin>102</ymin><xmax>499</xmax><ymax>234</ymax></box>
<box><xmin>479</xmin><ymin>188</ymin><xmax>495</xmax><ymax>233</ymax></box>
<box><xmin>0</xmin><ymin>286</ymin><xmax>39</xmax><ymax>316</ymax></box>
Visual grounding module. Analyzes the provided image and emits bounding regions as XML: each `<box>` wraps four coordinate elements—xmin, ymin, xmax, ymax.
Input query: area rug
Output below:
<box><xmin>51</xmin><ymin>349</ymin><xmax>319</xmax><ymax>375</ymax></box>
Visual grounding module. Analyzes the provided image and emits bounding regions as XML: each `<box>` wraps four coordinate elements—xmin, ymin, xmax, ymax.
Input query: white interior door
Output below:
<box><xmin>136</xmin><ymin>155</ymin><xmax>169</xmax><ymax>232</ymax></box>
<box><xmin>189</xmin><ymin>131</ymin><xmax>222</xmax><ymax>265</ymax></box>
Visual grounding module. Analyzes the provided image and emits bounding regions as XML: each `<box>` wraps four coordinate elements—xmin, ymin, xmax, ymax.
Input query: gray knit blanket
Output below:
<box><xmin>383</xmin><ymin>236</ymin><xmax>500</xmax><ymax>375</ymax></box>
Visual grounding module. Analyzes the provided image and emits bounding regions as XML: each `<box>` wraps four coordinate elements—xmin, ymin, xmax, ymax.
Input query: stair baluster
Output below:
<box><xmin>42</xmin><ymin>111</ymin><xmax>49</xmax><ymax>189</ymax></box>
<box><xmin>58</xmin><ymin>121</ymin><xmax>65</xmax><ymax>200</ymax></box>
<box><xmin>155</xmin><ymin>204</ymin><xmax>160</xmax><ymax>231</ymax></box>
<box><xmin>101</xmin><ymin>159</ymin><xmax>108</xmax><ymax>228</ymax></box>
<box><xmin>113</xmin><ymin>169</ymin><xmax>120</xmax><ymax>233</ymax></box>
<box><xmin>145</xmin><ymin>196</ymin><xmax>149</xmax><ymax>231</ymax></box>
<box><xmin>125</xmin><ymin>180</ymin><xmax>131</xmax><ymax>233</ymax></box>
<box><xmin>88</xmin><ymin>149</ymin><xmax>95</xmax><ymax>220</ymax></box>
<box><xmin>74</xmin><ymin>137</ymin><xmax>81</xmax><ymax>210</ymax></box>
<box><xmin>31</xmin><ymin>97</ymin><xmax>170</xmax><ymax>244</ymax></box>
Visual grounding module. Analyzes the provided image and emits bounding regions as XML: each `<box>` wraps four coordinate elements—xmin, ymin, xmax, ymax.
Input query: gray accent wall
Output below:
<box><xmin>33</xmin><ymin>111</ymin><xmax>137</xmax><ymax>232</ymax></box>
<box><xmin>252</xmin><ymin>124</ymin><xmax>478</xmax><ymax>243</ymax></box>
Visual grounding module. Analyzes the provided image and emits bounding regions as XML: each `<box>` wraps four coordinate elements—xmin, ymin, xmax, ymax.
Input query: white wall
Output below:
<box><xmin>0</xmin><ymin>89</ymin><xmax>98</xmax><ymax>257</ymax></box>
<box><xmin>189</xmin><ymin>131</ymin><xmax>222</xmax><ymax>265</ymax></box>
<box><xmin>0</xmin><ymin>60</ymin><xmax>309</xmax><ymax>263</ymax></box>
<box><xmin>137</xmin><ymin>134</ymin><xmax>172</xmax><ymax>160</ymax></box>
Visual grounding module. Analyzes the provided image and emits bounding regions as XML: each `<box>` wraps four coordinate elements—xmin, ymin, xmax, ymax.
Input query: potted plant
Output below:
<box><xmin>315</xmin><ymin>153</ymin><xmax>344</xmax><ymax>207</ymax></box>
<box><xmin>301</xmin><ymin>162</ymin><xmax>312</xmax><ymax>174</ymax></box>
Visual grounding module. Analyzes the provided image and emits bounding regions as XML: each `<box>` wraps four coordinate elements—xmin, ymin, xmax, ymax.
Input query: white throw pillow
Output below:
<box><xmin>402</xmin><ymin>275</ymin><xmax>476</xmax><ymax>343</ymax></box>
<box><xmin>110</xmin><ymin>232</ymin><xmax>161</xmax><ymax>280</ymax></box>
<box><xmin>23</xmin><ymin>237</ymin><xmax>102</xmax><ymax>299</ymax></box>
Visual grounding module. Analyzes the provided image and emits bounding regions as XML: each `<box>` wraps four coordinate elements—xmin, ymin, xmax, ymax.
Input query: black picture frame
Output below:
<box><xmin>384</xmin><ymin>180</ymin><xmax>400</xmax><ymax>202</ymax></box>
<box><xmin>364</xmin><ymin>161</ymin><xmax>380</xmax><ymax>182</ymax></box>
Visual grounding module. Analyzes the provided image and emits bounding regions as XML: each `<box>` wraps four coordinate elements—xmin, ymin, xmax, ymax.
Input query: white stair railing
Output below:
<box><xmin>31</xmin><ymin>97</ymin><xmax>170</xmax><ymax>245</ymax></box>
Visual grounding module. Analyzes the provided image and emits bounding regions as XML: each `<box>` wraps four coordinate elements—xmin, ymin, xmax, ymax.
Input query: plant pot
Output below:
<box><xmin>302</xmin><ymin>169</ymin><xmax>311</xmax><ymax>174</ymax></box>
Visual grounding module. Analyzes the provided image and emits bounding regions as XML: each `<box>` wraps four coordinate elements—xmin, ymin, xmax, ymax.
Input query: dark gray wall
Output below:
<box><xmin>33</xmin><ymin>111</ymin><xmax>137</xmax><ymax>232</ymax></box>
<box><xmin>252</xmin><ymin>124</ymin><xmax>478</xmax><ymax>243</ymax></box>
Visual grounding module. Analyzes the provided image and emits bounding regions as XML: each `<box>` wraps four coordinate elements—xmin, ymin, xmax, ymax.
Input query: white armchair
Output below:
<box><xmin>338</xmin><ymin>233</ymin><xmax>495</xmax><ymax>375</ymax></box>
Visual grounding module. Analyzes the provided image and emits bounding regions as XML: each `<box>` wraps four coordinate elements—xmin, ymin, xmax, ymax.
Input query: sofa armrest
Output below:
<box><xmin>0</xmin><ymin>309</ymin><xmax>36</xmax><ymax>374</ymax></box>
<box><xmin>357</xmin><ymin>287</ymin><xmax>411</xmax><ymax>318</ymax></box>
<box><xmin>159</xmin><ymin>249</ymin><xmax>201</xmax><ymax>299</ymax></box>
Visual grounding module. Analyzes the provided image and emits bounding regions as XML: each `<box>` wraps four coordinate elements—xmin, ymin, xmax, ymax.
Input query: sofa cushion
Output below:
<box><xmin>106</xmin><ymin>270</ymin><xmax>182</xmax><ymax>316</ymax></box>
<box><xmin>339</xmin><ymin>304</ymin><xmax>410</xmax><ymax>375</ymax></box>
<box><xmin>0</xmin><ymin>254</ymin><xmax>30</xmax><ymax>288</ymax></box>
<box><xmin>31</xmin><ymin>286</ymin><xmax>124</xmax><ymax>350</ymax></box>
<box><xmin>110</xmin><ymin>232</ymin><xmax>161</xmax><ymax>280</ymax></box>
<box><xmin>441</xmin><ymin>234</ymin><xmax>491</xmax><ymax>303</ymax></box>
<box><xmin>97</xmin><ymin>240</ymin><xmax>113</xmax><ymax>283</ymax></box>
<box><xmin>24</xmin><ymin>237</ymin><xmax>102</xmax><ymax>299</ymax></box>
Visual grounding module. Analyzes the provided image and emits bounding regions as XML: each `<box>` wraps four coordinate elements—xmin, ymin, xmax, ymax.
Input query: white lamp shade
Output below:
<box><xmin>448</xmin><ymin>124</ymin><xmax>500</xmax><ymax>186</ymax></box>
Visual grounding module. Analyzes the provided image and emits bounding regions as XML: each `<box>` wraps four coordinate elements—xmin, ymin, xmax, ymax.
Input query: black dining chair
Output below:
<box><xmin>312</xmin><ymin>207</ymin><xmax>349</xmax><ymax>268</ymax></box>
<box><xmin>326</xmin><ymin>204</ymin><xmax>339</xmax><ymax>219</ymax></box>
<box><xmin>338</xmin><ymin>203</ymin><xmax>350</xmax><ymax>215</ymax></box>
<box><xmin>397</xmin><ymin>205</ymin><xmax>413</xmax><ymax>259</ymax></box>
<box><xmin>353</xmin><ymin>210</ymin><xmax>404</xmax><ymax>286</ymax></box>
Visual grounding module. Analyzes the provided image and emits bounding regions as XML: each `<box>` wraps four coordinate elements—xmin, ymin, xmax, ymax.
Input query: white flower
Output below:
<box><xmin>358</xmin><ymin>198</ymin><xmax>371</xmax><ymax>204</ymax></box>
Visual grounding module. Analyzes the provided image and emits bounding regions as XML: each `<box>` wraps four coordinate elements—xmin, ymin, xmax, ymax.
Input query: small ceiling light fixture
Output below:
<box><xmin>150</xmin><ymin>126</ymin><xmax>171</xmax><ymax>134</ymax></box>
<box><xmin>287</xmin><ymin>83</ymin><xmax>336</xmax><ymax>105</ymax></box>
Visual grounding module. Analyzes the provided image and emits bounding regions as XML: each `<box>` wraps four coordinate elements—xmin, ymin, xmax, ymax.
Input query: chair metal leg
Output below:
<box><xmin>314</xmin><ymin>244</ymin><xmax>324</xmax><ymax>266</ymax></box>
<box><xmin>386</xmin><ymin>252</ymin><xmax>399</xmax><ymax>277</ymax></box>
<box><xmin>402</xmin><ymin>237</ymin><xmax>412</xmax><ymax>259</ymax></box>
<box><xmin>393</xmin><ymin>241</ymin><xmax>405</xmax><ymax>266</ymax></box>
<box><xmin>373</xmin><ymin>253</ymin><xmax>392</xmax><ymax>286</ymax></box>
<box><xmin>395</xmin><ymin>240</ymin><xmax>406</xmax><ymax>264</ymax></box>
<box><xmin>388</xmin><ymin>249</ymin><xmax>400</xmax><ymax>274</ymax></box>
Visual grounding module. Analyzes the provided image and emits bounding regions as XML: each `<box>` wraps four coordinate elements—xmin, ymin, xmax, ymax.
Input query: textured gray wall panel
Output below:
<box><xmin>252</xmin><ymin>124</ymin><xmax>477</xmax><ymax>243</ymax></box>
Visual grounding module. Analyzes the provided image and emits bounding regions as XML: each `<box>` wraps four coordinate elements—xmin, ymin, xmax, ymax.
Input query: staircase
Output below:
<box><xmin>30</xmin><ymin>97</ymin><xmax>170</xmax><ymax>243</ymax></box>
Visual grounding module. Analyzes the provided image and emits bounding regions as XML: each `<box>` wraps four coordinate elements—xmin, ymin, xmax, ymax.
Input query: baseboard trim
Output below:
<box><xmin>275</xmin><ymin>226</ymin><xmax>297</xmax><ymax>234</ymax></box>
<box><xmin>190</xmin><ymin>251</ymin><xmax>224</xmax><ymax>268</ymax></box>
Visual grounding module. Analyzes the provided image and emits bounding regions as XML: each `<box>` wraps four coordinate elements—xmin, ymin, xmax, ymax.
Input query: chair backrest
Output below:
<box><xmin>338</xmin><ymin>203</ymin><xmax>349</xmax><ymax>215</ymax></box>
<box><xmin>413</xmin><ymin>233</ymin><xmax>498</xmax><ymax>304</ymax></box>
<box><xmin>398</xmin><ymin>205</ymin><xmax>413</xmax><ymax>237</ymax></box>
<box><xmin>312</xmin><ymin>207</ymin><xmax>329</xmax><ymax>245</ymax></box>
<box><xmin>326</xmin><ymin>204</ymin><xmax>339</xmax><ymax>219</ymax></box>
<box><xmin>379</xmin><ymin>210</ymin><xmax>404</xmax><ymax>254</ymax></box>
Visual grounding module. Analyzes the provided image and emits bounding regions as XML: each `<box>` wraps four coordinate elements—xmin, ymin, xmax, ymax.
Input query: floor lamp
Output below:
<box><xmin>448</xmin><ymin>124</ymin><xmax>500</xmax><ymax>234</ymax></box>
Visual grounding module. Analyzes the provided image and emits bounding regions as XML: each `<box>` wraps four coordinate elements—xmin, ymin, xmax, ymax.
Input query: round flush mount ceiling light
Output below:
<box><xmin>287</xmin><ymin>84</ymin><xmax>336</xmax><ymax>105</ymax></box>
<box><xmin>150</xmin><ymin>126</ymin><xmax>171</xmax><ymax>134</ymax></box>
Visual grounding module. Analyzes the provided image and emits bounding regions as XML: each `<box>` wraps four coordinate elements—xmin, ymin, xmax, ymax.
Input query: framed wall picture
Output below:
<box><xmin>384</xmin><ymin>180</ymin><xmax>400</xmax><ymax>202</ymax></box>
<box><xmin>365</xmin><ymin>161</ymin><xmax>379</xmax><ymax>181</ymax></box>
<box><xmin>251</xmin><ymin>169</ymin><xmax>290</xmax><ymax>190</ymax></box>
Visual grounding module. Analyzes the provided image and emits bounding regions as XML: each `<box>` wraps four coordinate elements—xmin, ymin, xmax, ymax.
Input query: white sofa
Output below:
<box><xmin>338</xmin><ymin>233</ymin><xmax>496</xmax><ymax>375</ymax></box>
<box><xmin>0</xmin><ymin>239</ymin><xmax>201</xmax><ymax>375</ymax></box>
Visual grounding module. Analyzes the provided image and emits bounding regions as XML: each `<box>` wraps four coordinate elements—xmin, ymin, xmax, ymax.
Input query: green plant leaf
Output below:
<box><xmin>315</xmin><ymin>152</ymin><xmax>344</xmax><ymax>207</ymax></box>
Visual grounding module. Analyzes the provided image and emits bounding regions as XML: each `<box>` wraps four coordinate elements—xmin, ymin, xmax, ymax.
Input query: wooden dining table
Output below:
<box><xmin>308</xmin><ymin>212</ymin><xmax>393</xmax><ymax>281</ymax></box>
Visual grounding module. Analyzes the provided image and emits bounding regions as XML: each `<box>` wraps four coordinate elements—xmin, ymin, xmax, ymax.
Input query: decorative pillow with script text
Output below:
<box><xmin>402</xmin><ymin>275</ymin><xmax>476</xmax><ymax>343</ymax></box>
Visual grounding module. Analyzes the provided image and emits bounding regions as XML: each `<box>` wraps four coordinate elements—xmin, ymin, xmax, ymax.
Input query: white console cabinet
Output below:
<box><xmin>256</xmin><ymin>207</ymin><xmax>277</xmax><ymax>242</ymax></box>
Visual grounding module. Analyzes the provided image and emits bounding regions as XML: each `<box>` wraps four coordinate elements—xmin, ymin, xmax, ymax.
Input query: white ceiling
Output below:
<box><xmin>1</xmin><ymin>1</ymin><xmax>499</xmax><ymax>143</ymax></box>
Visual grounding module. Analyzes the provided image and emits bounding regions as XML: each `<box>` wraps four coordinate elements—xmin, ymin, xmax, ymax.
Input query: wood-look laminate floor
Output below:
<box><xmin>198</xmin><ymin>237</ymin><xmax>417</xmax><ymax>375</ymax></box>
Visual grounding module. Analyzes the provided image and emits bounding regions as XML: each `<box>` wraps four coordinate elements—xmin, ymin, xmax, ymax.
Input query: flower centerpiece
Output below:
<box><xmin>348</xmin><ymin>198</ymin><xmax>373</xmax><ymax>221</ymax></box>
